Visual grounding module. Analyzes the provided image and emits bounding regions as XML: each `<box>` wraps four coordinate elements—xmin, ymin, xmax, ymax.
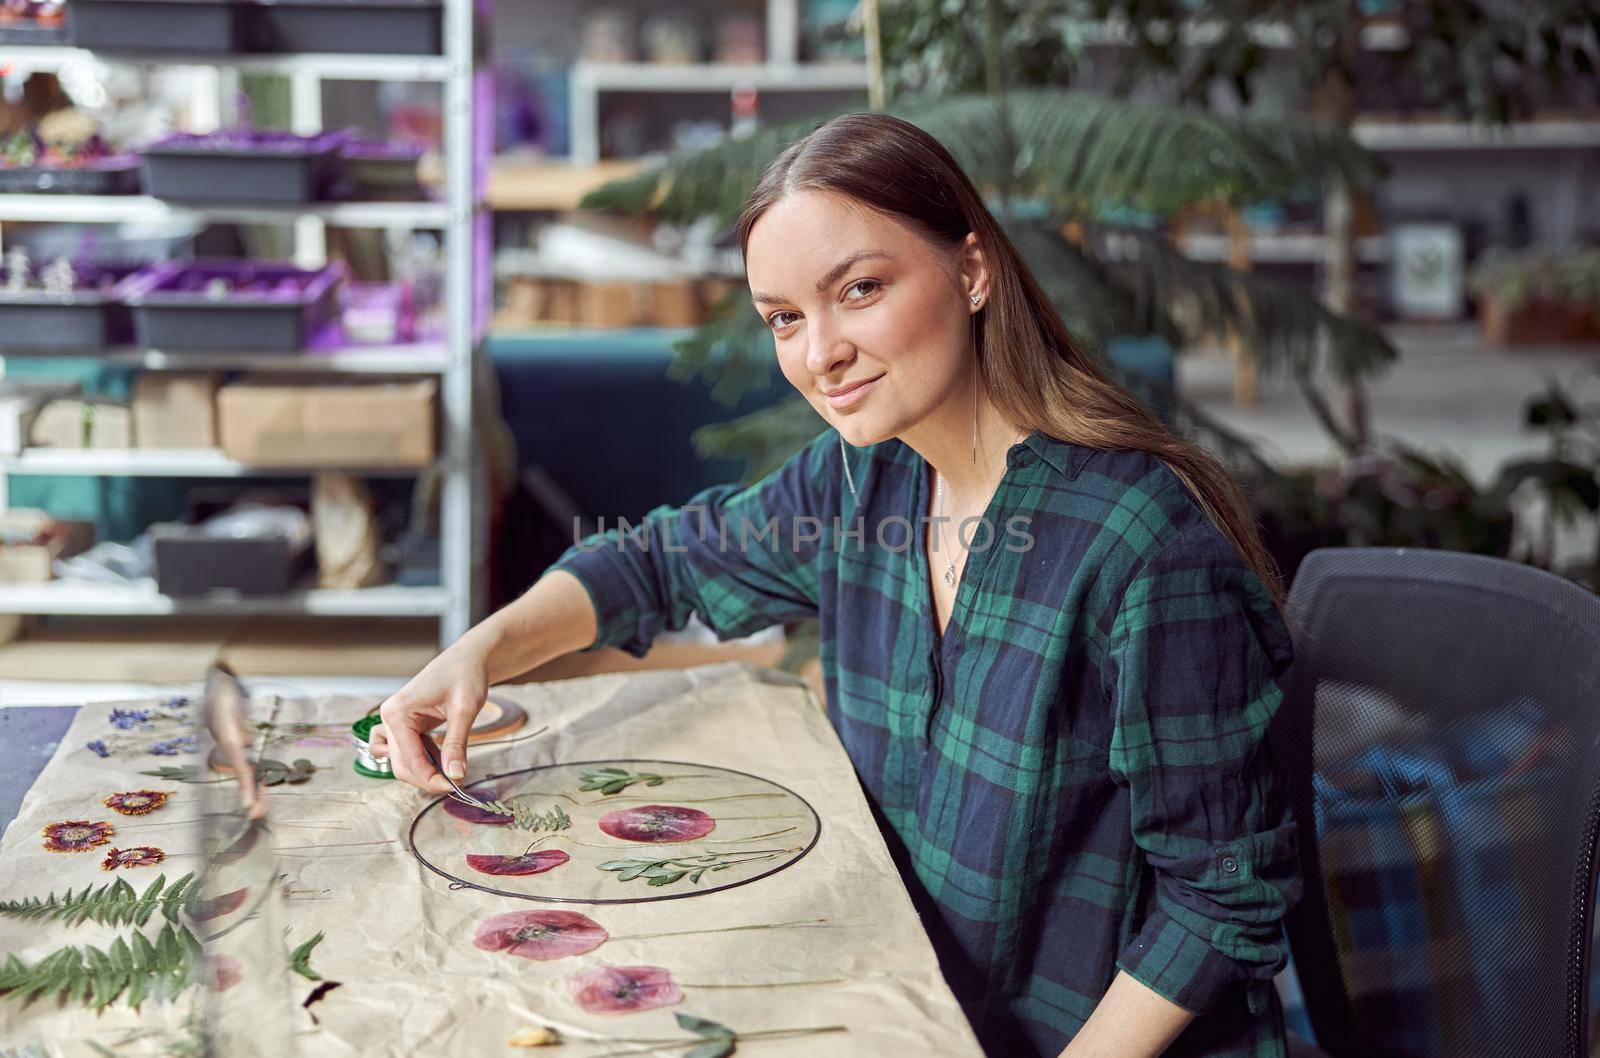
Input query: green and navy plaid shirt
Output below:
<box><xmin>547</xmin><ymin>426</ymin><xmax>1303</xmax><ymax>1058</ymax></box>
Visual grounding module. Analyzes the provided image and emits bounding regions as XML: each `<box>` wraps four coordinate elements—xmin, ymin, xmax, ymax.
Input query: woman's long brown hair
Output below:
<box><xmin>734</xmin><ymin>111</ymin><xmax>1287</xmax><ymax>612</ymax></box>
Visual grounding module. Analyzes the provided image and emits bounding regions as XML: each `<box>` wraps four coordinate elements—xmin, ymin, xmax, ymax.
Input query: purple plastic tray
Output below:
<box><xmin>118</xmin><ymin>259</ymin><xmax>343</xmax><ymax>303</ymax></box>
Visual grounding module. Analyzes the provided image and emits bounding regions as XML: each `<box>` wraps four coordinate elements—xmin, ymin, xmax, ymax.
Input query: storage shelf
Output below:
<box><xmin>0</xmin><ymin>194</ymin><xmax>452</xmax><ymax>227</ymax></box>
<box><xmin>1351</xmin><ymin>118</ymin><xmax>1600</xmax><ymax>151</ymax></box>
<box><xmin>0</xmin><ymin>45</ymin><xmax>456</xmax><ymax>81</ymax></box>
<box><xmin>0</xmin><ymin>343</ymin><xmax>451</xmax><ymax>374</ymax></box>
<box><xmin>1175</xmin><ymin>231</ymin><xmax>1392</xmax><ymax>264</ymax></box>
<box><xmin>0</xmin><ymin>449</ymin><xmax>436</xmax><ymax>477</ymax></box>
<box><xmin>0</xmin><ymin>581</ymin><xmax>449</xmax><ymax>617</ymax></box>
<box><xmin>570</xmin><ymin>60</ymin><xmax>870</xmax><ymax>93</ymax></box>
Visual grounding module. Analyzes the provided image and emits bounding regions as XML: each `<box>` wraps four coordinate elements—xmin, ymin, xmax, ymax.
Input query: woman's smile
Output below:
<box><xmin>824</xmin><ymin>372</ymin><xmax>886</xmax><ymax>410</ymax></box>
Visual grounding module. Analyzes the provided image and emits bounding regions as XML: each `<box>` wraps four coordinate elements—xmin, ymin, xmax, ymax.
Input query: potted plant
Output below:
<box><xmin>1468</xmin><ymin>246</ymin><xmax>1600</xmax><ymax>347</ymax></box>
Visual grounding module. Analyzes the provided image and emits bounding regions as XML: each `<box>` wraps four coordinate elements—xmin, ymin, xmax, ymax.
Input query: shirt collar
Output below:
<box><xmin>1007</xmin><ymin>428</ymin><xmax>1093</xmax><ymax>479</ymax></box>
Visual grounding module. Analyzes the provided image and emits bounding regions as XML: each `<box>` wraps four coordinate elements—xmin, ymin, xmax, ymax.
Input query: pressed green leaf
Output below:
<box><xmin>675</xmin><ymin>1012</ymin><xmax>733</xmax><ymax>1038</ymax></box>
<box><xmin>684</xmin><ymin>1041</ymin><xmax>736</xmax><ymax>1058</ymax></box>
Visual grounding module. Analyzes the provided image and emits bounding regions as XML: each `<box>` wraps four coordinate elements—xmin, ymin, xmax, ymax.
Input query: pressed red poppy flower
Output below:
<box><xmin>597</xmin><ymin>804</ymin><xmax>715</xmax><ymax>843</ymax></box>
<box><xmin>209</xmin><ymin>954</ymin><xmax>242</xmax><ymax>992</ymax></box>
<box><xmin>189</xmin><ymin>887</ymin><xmax>249</xmax><ymax>921</ymax></box>
<box><xmin>442</xmin><ymin>785</ymin><xmax>512</xmax><ymax>826</ymax></box>
<box><xmin>466</xmin><ymin>850</ymin><xmax>570</xmax><ymax>876</ymax></box>
<box><xmin>102</xmin><ymin>846</ymin><xmax>165</xmax><ymax>870</ymax></box>
<box><xmin>473</xmin><ymin>910</ymin><xmax>607</xmax><ymax>961</ymax></box>
<box><xmin>102</xmin><ymin>789</ymin><xmax>171</xmax><ymax>816</ymax></box>
<box><xmin>566</xmin><ymin>965</ymin><xmax>684</xmax><ymax>1015</ymax></box>
<box><xmin>42</xmin><ymin>820</ymin><xmax>115</xmax><ymax>852</ymax></box>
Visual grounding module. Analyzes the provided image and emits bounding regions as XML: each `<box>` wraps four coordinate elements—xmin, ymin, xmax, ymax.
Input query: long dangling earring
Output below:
<box><xmin>840</xmin><ymin>432</ymin><xmax>858</xmax><ymax>501</ymax></box>
<box><xmin>970</xmin><ymin>292</ymin><xmax>981</xmax><ymax>465</ymax></box>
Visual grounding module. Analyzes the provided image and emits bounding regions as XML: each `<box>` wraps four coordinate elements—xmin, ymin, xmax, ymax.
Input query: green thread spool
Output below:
<box><xmin>351</xmin><ymin>714</ymin><xmax>394</xmax><ymax>780</ymax></box>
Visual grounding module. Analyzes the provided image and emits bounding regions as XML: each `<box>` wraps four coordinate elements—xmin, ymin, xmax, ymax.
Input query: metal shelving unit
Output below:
<box><xmin>0</xmin><ymin>1</ymin><xmax>487</xmax><ymax>646</ymax></box>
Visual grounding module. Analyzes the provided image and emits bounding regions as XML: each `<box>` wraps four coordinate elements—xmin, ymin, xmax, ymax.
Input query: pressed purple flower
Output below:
<box><xmin>101</xmin><ymin>845</ymin><xmax>165</xmax><ymax>870</ymax></box>
<box><xmin>473</xmin><ymin>910</ymin><xmax>607</xmax><ymax>961</ymax></box>
<box><xmin>108</xmin><ymin>708</ymin><xmax>153</xmax><ymax>730</ymax></box>
<box><xmin>103</xmin><ymin>789</ymin><xmax>170</xmax><ymax>816</ymax></box>
<box><xmin>567</xmin><ymin>965</ymin><xmax>684</xmax><ymax>1015</ymax></box>
<box><xmin>42</xmin><ymin>820</ymin><xmax>115</xmax><ymax>852</ymax></box>
<box><xmin>86</xmin><ymin>740</ymin><xmax>110</xmax><ymax>758</ymax></box>
<box><xmin>442</xmin><ymin>785</ymin><xmax>512</xmax><ymax>825</ymax></box>
<box><xmin>598</xmin><ymin>804</ymin><xmax>716</xmax><ymax>843</ymax></box>
<box><xmin>466</xmin><ymin>850</ymin><xmax>570</xmax><ymax>876</ymax></box>
<box><xmin>161</xmin><ymin>695</ymin><xmax>190</xmax><ymax>711</ymax></box>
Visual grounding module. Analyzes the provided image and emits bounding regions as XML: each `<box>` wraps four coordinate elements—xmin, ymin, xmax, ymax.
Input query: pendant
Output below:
<box><xmin>943</xmin><ymin>564</ymin><xmax>956</xmax><ymax>586</ymax></box>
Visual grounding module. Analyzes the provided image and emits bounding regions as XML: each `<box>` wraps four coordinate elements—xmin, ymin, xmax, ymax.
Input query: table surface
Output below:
<box><xmin>0</xmin><ymin>705</ymin><xmax>77</xmax><ymax>835</ymax></box>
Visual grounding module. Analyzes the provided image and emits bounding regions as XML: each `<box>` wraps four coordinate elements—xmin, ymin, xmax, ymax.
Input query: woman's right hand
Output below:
<box><xmin>370</xmin><ymin>640</ymin><xmax>491</xmax><ymax>794</ymax></box>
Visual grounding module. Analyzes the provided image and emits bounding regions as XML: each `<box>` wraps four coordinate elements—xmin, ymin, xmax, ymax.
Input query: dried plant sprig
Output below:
<box><xmin>578</xmin><ymin>768</ymin><xmax>712</xmax><ymax>796</ymax></box>
<box><xmin>597</xmin><ymin>847</ymin><xmax>801</xmax><ymax>888</ymax></box>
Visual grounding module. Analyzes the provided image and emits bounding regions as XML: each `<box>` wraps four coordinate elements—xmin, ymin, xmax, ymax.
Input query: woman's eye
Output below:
<box><xmin>846</xmin><ymin>279</ymin><xmax>880</xmax><ymax>299</ymax></box>
<box><xmin>767</xmin><ymin>311</ymin><xmax>797</xmax><ymax>330</ymax></box>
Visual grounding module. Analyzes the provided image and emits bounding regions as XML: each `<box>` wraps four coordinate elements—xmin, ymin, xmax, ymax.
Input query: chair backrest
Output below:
<box><xmin>1271</xmin><ymin>547</ymin><xmax>1600</xmax><ymax>1058</ymax></box>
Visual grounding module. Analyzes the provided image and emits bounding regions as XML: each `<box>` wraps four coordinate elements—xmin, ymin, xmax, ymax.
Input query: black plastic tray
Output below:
<box><xmin>0</xmin><ymin>161</ymin><xmax>142</xmax><ymax>195</ymax></box>
<box><xmin>153</xmin><ymin>530</ymin><xmax>313</xmax><ymax>596</ymax></box>
<box><xmin>0</xmin><ymin>294</ymin><xmax>134</xmax><ymax>352</ymax></box>
<box><xmin>247</xmin><ymin>0</ymin><xmax>442</xmax><ymax>55</ymax></box>
<box><xmin>0</xmin><ymin>19</ymin><xmax>70</xmax><ymax>45</ymax></box>
<box><xmin>68</xmin><ymin>0</ymin><xmax>247</xmax><ymax>53</ymax></box>
<box><xmin>139</xmin><ymin>139</ymin><xmax>342</xmax><ymax>204</ymax></box>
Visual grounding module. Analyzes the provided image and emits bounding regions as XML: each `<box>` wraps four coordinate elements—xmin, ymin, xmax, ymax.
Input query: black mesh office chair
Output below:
<box><xmin>1270</xmin><ymin>547</ymin><xmax>1600</xmax><ymax>1058</ymax></box>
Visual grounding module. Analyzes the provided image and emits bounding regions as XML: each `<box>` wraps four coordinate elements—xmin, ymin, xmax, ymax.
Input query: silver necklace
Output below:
<box><xmin>934</xmin><ymin>469</ymin><xmax>957</xmax><ymax>587</ymax></box>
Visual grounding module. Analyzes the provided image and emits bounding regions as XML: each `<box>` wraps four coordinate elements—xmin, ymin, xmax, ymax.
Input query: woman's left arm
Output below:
<box><xmin>1057</xmin><ymin>970</ymin><xmax>1195</xmax><ymax>1058</ymax></box>
<box><xmin>1095</xmin><ymin>520</ymin><xmax>1305</xmax><ymax>1049</ymax></box>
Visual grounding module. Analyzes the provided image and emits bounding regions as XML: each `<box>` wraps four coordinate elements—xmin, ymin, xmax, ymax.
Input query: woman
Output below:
<box><xmin>371</xmin><ymin>112</ymin><xmax>1303</xmax><ymax>1058</ymax></box>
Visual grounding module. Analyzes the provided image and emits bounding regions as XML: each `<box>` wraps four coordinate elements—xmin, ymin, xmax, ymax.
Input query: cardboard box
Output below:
<box><xmin>0</xmin><ymin>508</ymin><xmax>94</xmax><ymax>583</ymax></box>
<box><xmin>0</xmin><ymin>380</ymin><xmax>81</xmax><ymax>456</ymax></box>
<box><xmin>28</xmin><ymin>399</ymin><xmax>88</xmax><ymax>448</ymax></box>
<box><xmin>88</xmin><ymin>402</ymin><xmax>133</xmax><ymax>448</ymax></box>
<box><xmin>133</xmin><ymin>373</ymin><xmax>221</xmax><ymax>448</ymax></box>
<box><xmin>217</xmin><ymin>377</ymin><xmax>437</xmax><ymax>467</ymax></box>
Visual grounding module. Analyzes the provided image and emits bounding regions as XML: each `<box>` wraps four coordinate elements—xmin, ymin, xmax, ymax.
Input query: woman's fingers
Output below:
<box><xmin>378</xmin><ymin>697</ymin><xmax>452</xmax><ymax>793</ymax></box>
<box><xmin>438</xmin><ymin>691</ymin><xmax>483</xmax><ymax>782</ymax></box>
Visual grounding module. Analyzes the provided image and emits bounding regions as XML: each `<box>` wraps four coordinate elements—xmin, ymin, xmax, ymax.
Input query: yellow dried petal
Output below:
<box><xmin>508</xmin><ymin>1025</ymin><xmax>562</xmax><ymax>1047</ymax></box>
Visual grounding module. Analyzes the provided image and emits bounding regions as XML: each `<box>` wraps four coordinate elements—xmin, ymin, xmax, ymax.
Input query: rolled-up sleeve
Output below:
<box><xmin>544</xmin><ymin>427</ymin><xmax>834</xmax><ymax>658</ymax></box>
<box><xmin>1104</xmin><ymin>520</ymin><xmax>1302</xmax><ymax>1016</ymax></box>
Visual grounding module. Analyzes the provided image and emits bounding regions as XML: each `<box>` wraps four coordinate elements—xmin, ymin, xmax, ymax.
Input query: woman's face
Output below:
<box><xmin>745</xmin><ymin>189</ymin><xmax>984</xmax><ymax>446</ymax></box>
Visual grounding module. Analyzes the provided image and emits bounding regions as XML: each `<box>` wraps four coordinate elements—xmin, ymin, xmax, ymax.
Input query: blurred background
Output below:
<box><xmin>0</xmin><ymin>0</ymin><xmax>1596</xmax><ymax>678</ymax></box>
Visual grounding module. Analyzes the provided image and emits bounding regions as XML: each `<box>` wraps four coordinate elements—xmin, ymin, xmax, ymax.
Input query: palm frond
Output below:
<box><xmin>1082</xmin><ymin>223</ymin><xmax>1398</xmax><ymax>382</ymax></box>
<box><xmin>579</xmin><ymin>89</ymin><xmax>1383</xmax><ymax>229</ymax></box>
<box><xmin>665</xmin><ymin>284</ymin><xmax>780</xmax><ymax>408</ymax></box>
<box><xmin>689</xmin><ymin>396</ymin><xmax>829</xmax><ymax>485</ymax></box>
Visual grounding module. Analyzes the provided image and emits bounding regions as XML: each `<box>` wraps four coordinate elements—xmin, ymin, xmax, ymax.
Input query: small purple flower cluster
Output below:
<box><xmin>108</xmin><ymin>708</ymin><xmax>153</xmax><ymax>730</ymax></box>
<box><xmin>148</xmin><ymin>733</ymin><xmax>199</xmax><ymax>756</ymax></box>
<box><xmin>86</xmin><ymin>740</ymin><xmax>110</xmax><ymax>758</ymax></box>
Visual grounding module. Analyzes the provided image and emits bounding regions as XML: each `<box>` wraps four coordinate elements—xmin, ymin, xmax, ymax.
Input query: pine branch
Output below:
<box><xmin>0</xmin><ymin>921</ymin><xmax>204</xmax><ymax>1012</ymax></box>
<box><xmin>0</xmin><ymin>874</ymin><xmax>198</xmax><ymax>930</ymax></box>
